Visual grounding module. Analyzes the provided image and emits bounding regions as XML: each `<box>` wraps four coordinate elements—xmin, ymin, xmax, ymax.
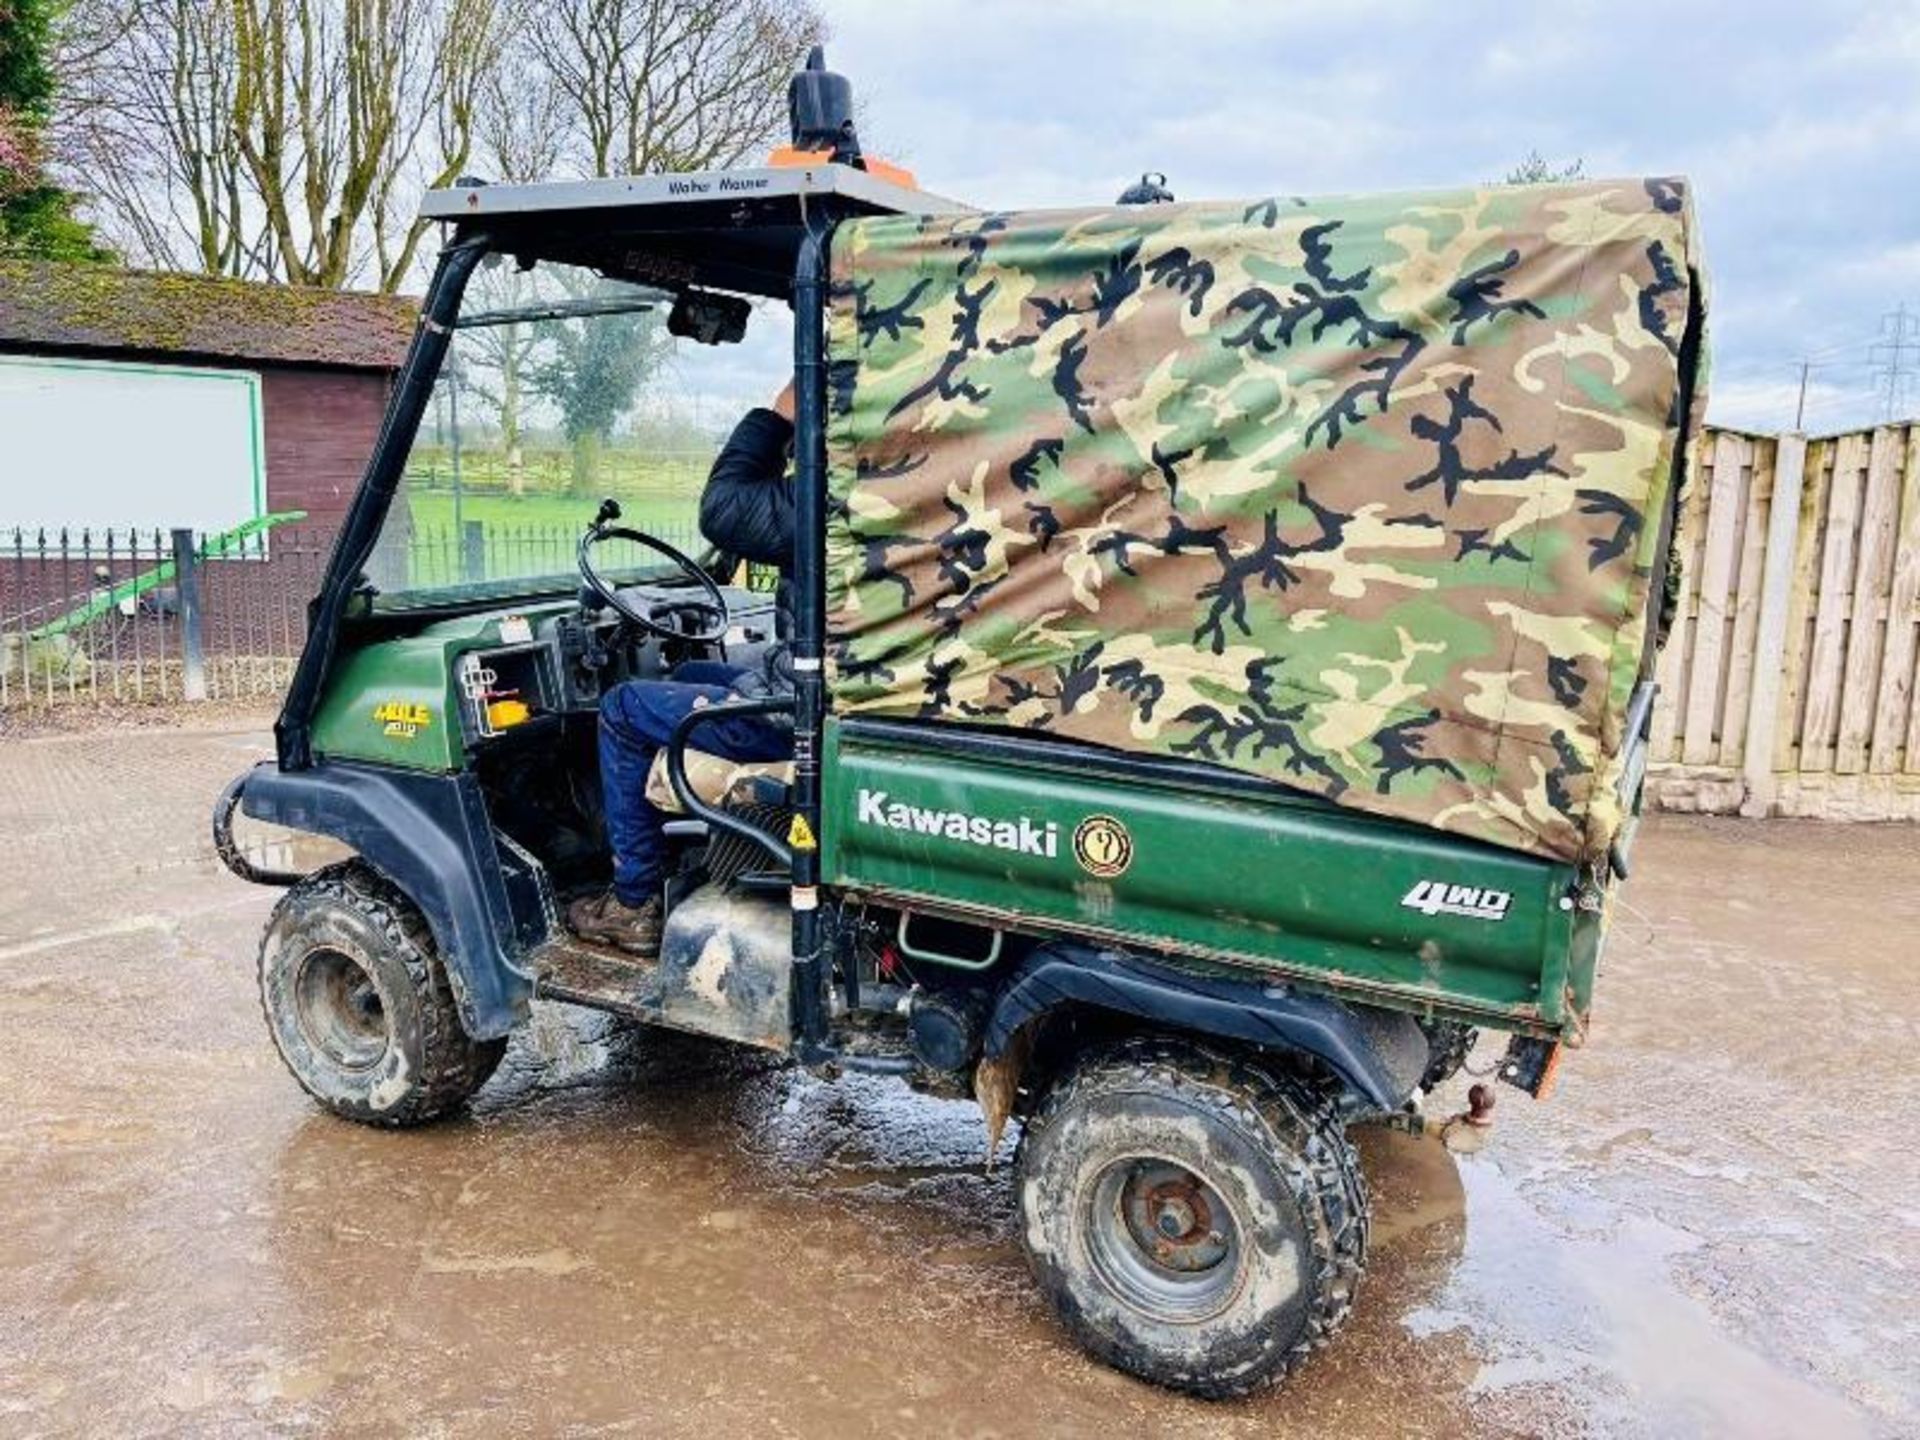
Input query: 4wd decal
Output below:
<box><xmin>856</xmin><ymin>789</ymin><xmax>1058</xmax><ymax>857</ymax></box>
<box><xmin>1401</xmin><ymin>879</ymin><xmax>1512</xmax><ymax>922</ymax></box>
<box><xmin>373</xmin><ymin>700</ymin><xmax>431</xmax><ymax>739</ymax></box>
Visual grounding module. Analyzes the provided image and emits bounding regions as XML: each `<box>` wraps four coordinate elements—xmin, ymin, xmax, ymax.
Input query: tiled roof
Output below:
<box><xmin>0</xmin><ymin>261</ymin><xmax>417</xmax><ymax>369</ymax></box>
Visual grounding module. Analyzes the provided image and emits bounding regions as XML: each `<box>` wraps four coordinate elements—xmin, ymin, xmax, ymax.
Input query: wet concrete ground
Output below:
<box><xmin>0</xmin><ymin>722</ymin><xmax>1915</xmax><ymax>1437</ymax></box>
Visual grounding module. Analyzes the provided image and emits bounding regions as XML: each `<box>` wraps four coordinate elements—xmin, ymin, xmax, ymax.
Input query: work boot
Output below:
<box><xmin>566</xmin><ymin>891</ymin><xmax>663</xmax><ymax>957</ymax></box>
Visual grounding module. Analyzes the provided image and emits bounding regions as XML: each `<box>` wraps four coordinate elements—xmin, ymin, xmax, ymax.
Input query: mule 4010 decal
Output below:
<box><xmin>1401</xmin><ymin>880</ymin><xmax>1513</xmax><ymax>922</ymax></box>
<box><xmin>372</xmin><ymin>700</ymin><xmax>432</xmax><ymax>740</ymax></box>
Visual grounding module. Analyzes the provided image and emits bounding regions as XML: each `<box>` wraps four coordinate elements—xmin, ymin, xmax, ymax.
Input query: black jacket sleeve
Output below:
<box><xmin>698</xmin><ymin>407</ymin><xmax>794</xmax><ymax>567</ymax></box>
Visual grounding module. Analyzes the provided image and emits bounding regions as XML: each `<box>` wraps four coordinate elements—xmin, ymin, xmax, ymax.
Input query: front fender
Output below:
<box><xmin>985</xmin><ymin>942</ymin><xmax>1430</xmax><ymax>1112</ymax></box>
<box><xmin>227</xmin><ymin>760</ymin><xmax>540</xmax><ymax>1039</ymax></box>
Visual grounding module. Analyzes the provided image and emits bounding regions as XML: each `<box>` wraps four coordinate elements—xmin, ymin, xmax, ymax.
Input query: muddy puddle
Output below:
<box><xmin>0</xmin><ymin>728</ymin><xmax>1913</xmax><ymax>1435</ymax></box>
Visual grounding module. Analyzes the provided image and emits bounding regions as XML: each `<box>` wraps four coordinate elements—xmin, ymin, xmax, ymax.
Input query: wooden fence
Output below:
<box><xmin>1647</xmin><ymin>421</ymin><xmax>1920</xmax><ymax>820</ymax></box>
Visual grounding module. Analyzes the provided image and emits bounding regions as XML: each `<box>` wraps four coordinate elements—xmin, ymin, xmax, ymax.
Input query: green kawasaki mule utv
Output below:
<box><xmin>216</xmin><ymin>94</ymin><xmax>1706</xmax><ymax>1395</ymax></box>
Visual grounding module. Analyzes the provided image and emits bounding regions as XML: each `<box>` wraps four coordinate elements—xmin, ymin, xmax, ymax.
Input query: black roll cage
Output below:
<box><xmin>276</xmin><ymin>233</ymin><xmax>491</xmax><ymax>772</ymax></box>
<box><xmin>272</xmin><ymin>198</ymin><xmax>858</xmax><ymax>1053</ymax></box>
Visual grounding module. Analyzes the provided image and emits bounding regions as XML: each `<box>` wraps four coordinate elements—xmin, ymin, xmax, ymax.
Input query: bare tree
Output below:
<box><xmin>61</xmin><ymin>0</ymin><xmax>501</xmax><ymax>290</ymax></box>
<box><xmin>520</xmin><ymin>0</ymin><xmax>823</xmax><ymax>178</ymax></box>
<box><xmin>227</xmin><ymin>0</ymin><xmax>502</xmax><ymax>289</ymax></box>
<box><xmin>477</xmin><ymin>0</ymin><xmax>820</xmax><ymax>488</ymax></box>
<box><xmin>54</xmin><ymin>2</ymin><xmax>256</xmax><ymax>273</ymax></box>
<box><xmin>54</xmin><ymin>0</ymin><xmax>823</xmax><ymax>305</ymax></box>
<box><xmin>477</xmin><ymin>20</ymin><xmax>567</xmax><ymax>185</ymax></box>
<box><xmin>460</xmin><ymin>264</ymin><xmax>539</xmax><ymax>493</ymax></box>
<box><xmin>457</xmin><ymin>35</ymin><xmax>572</xmax><ymax>491</ymax></box>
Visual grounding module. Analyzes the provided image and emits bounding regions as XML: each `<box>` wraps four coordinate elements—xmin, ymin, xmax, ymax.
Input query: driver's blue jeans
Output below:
<box><xmin>599</xmin><ymin>661</ymin><xmax>792</xmax><ymax>907</ymax></box>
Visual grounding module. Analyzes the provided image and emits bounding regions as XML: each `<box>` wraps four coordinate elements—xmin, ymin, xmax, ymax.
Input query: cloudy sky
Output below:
<box><xmin>801</xmin><ymin>0</ymin><xmax>1920</xmax><ymax>436</ymax></box>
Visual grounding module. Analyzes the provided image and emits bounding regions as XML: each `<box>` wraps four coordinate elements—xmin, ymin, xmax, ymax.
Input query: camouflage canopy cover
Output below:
<box><xmin>822</xmin><ymin>180</ymin><xmax>1706</xmax><ymax>865</ymax></box>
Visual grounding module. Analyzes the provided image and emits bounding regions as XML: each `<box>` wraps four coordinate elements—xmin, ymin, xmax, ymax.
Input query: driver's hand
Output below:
<box><xmin>770</xmin><ymin>382</ymin><xmax>795</xmax><ymax>423</ymax></box>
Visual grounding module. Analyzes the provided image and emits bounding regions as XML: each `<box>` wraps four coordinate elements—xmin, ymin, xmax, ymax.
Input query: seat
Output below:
<box><xmin>644</xmin><ymin>747</ymin><xmax>794</xmax><ymax>814</ymax></box>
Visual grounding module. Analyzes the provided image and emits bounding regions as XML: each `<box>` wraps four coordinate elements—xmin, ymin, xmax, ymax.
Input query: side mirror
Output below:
<box><xmin>668</xmin><ymin>289</ymin><xmax>750</xmax><ymax>346</ymax></box>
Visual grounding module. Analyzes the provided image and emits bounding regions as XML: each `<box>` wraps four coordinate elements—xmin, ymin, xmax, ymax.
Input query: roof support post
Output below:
<box><xmin>273</xmin><ymin>235</ymin><xmax>490</xmax><ymax>769</ymax></box>
<box><xmin>788</xmin><ymin>221</ymin><xmax>832</xmax><ymax>1052</ymax></box>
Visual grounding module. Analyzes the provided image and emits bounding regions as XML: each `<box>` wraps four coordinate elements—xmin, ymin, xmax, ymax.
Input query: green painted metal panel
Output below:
<box><xmin>308</xmin><ymin>602</ymin><xmax>573</xmax><ymax>771</ymax></box>
<box><xmin>822</xmin><ymin>718</ymin><xmax>1594</xmax><ymax>1034</ymax></box>
<box><xmin>310</xmin><ymin>632</ymin><xmax>467</xmax><ymax>770</ymax></box>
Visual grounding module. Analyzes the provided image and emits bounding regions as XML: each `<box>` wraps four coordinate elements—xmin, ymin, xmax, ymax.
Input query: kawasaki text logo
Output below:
<box><xmin>1401</xmin><ymin>880</ymin><xmax>1512</xmax><ymax>922</ymax></box>
<box><xmin>856</xmin><ymin>789</ymin><xmax>1058</xmax><ymax>858</ymax></box>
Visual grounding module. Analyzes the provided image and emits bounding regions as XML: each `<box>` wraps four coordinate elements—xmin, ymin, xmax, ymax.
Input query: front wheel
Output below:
<box><xmin>258</xmin><ymin>861</ymin><xmax>505</xmax><ymax>1126</ymax></box>
<box><xmin>1015</xmin><ymin>1040</ymin><xmax>1367</xmax><ymax>1397</ymax></box>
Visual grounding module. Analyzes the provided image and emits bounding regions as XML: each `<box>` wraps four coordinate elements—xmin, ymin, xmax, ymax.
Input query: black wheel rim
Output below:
<box><xmin>293</xmin><ymin>946</ymin><xmax>390</xmax><ymax>1071</ymax></box>
<box><xmin>1085</xmin><ymin>1156</ymin><xmax>1247</xmax><ymax>1322</ymax></box>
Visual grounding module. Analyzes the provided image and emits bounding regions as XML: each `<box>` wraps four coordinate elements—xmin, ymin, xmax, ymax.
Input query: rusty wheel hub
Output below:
<box><xmin>1086</xmin><ymin>1158</ymin><xmax>1244</xmax><ymax>1321</ymax></box>
<box><xmin>293</xmin><ymin>945</ymin><xmax>389</xmax><ymax>1072</ymax></box>
<box><xmin>1127</xmin><ymin>1170</ymin><xmax>1230</xmax><ymax>1272</ymax></box>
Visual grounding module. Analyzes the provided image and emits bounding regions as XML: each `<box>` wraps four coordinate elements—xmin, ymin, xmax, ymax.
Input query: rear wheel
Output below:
<box><xmin>1015</xmin><ymin>1040</ymin><xmax>1367</xmax><ymax>1397</ymax></box>
<box><xmin>259</xmin><ymin>861</ymin><xmax>505</xmax><ymax>1126</ymax></box>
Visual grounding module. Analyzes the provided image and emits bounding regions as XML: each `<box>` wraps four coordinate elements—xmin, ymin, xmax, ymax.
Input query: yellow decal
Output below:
<box><xmin>1072</xmin><ymin>814</ymin><xmax>1134</xmax><ymax>878</ymax></box>
<box><xmin>373</xmin><ymin>700</ymin><xmax>432</xmax><ymax>740</ymax></box>
<box><xmin>787</xmin><ymin>813</ymin><xmax>819</xmax><ymax>852</ymax></box>
<box><xmin>486</xmin><ymin>698</ymin><xmax>531</xmax><ymax>730</ymax></box>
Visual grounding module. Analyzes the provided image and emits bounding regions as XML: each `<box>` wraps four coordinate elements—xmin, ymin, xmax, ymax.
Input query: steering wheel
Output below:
<box><xmin>577</xmin><ymin>498</ymin><xmax>730</xmax><ymax>644</ymax></box>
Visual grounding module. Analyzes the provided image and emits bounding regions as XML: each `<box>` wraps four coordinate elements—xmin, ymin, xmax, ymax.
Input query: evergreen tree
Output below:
<box><xmin>0</xmin><ymin>0</ymin><xmax>108</xmax><ymax>261</ymax></box>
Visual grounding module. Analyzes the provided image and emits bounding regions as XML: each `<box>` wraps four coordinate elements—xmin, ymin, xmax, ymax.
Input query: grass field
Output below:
<box><xmin>405</xmin><ymin>488</ymin><xmax>701</xmax><ymax>537</ymax></box>
<box><xmin>398</xmin><ymin>455</ymin><xmax>710</xmax><ymax>588</ymax></box>
<box><xmin>407</xmin><ymin>445</ymin><xmax>715</xmax><ymax>502</ymax></box>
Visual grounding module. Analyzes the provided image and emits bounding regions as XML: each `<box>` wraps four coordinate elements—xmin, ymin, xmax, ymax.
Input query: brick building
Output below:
<box><xmin>0</xmin><ymin>261</ymin><xmax>414</xmax><ymax>536</ymax></box>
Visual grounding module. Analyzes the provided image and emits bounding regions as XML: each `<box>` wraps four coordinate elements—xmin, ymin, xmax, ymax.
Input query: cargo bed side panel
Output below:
<box><xmin>823</xmin><ymin>719</ymin><xmax>1586</xmax><ymax>1033</ymax></box>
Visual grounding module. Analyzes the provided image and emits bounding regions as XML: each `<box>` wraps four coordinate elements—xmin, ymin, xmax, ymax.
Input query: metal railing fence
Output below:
<box><xmin>1</xmin><ymin>517</ymin><xmax>703</xmax><ymax>711</ymax></box>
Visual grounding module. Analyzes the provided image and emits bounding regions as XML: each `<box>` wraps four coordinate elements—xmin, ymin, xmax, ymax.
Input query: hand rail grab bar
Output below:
<box><xmin>664</xmin><ymin>694</ymin><xmax>797</xmax><ymax>870</ymax></box>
